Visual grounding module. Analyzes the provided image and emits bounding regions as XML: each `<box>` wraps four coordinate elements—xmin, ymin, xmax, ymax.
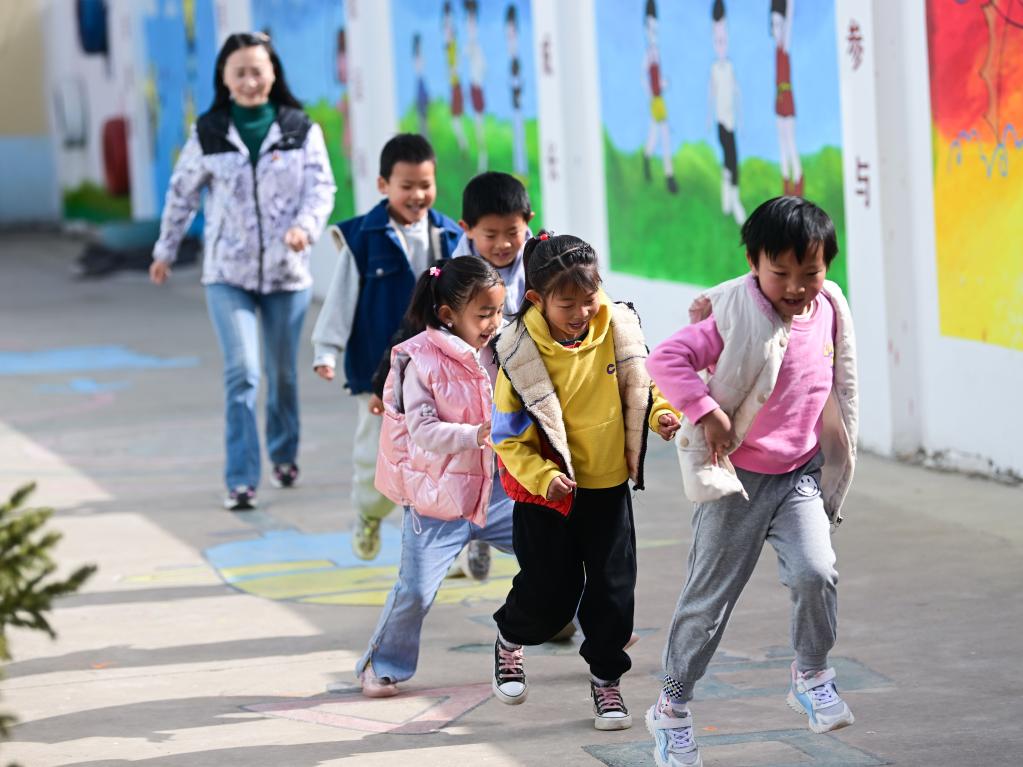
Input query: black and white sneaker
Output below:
<box><xmin>224</xmin><ymin>485</ymin><xmax>257</xmax><ymax>511</ymax></box>
<box><xmin>492</xmin><ymin>637</ymin><xmax>527</xmax><ymax>704</ymax></box>
<box><xmin>591</xmin><ymin>677</ymin><xmax>632</xmax><ymax>730</ymax></box>
<box><xmin>271</xmin><ymin>463</ymin><xmax>299</xmax><ymax>488</ymax></box>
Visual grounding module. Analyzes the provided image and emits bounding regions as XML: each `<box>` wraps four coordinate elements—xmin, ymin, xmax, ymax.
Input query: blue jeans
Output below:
<box><xmin>356</xmin><ymin>482</ymin><xmax>515</xmax><ymax>682</ymax></box>
<box><xmin>205</xmin><ymin>284</ymin><xmax>310</xmax><ymax>491</ymax></box>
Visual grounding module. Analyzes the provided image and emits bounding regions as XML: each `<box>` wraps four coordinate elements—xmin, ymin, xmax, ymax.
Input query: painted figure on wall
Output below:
<box><xmin>506</xmin><ymin>3</ymin><xmax>527</xmax><ymax>177</ymax></box>
<box><xmin>709</xmin><ymin>0</ymin><xmax>745</xmax><ymax>224</ymax></box>
<box><xmin>643</xmin><ymin>0</ymin><xmax>678</xmax><ymax>194</ymax></box>
<box><xmin>443</xmin><ymin>1</ymin><xmax>468</xmax><ymax>152</ymax></box>
<box><xmin>337</xmin><ymin>27</ymin><xmax>352</xmax><ymax>169</ymax></box>
<box><xmin>772</xmin><ymin>0</ymin><xmax>803</xmax><ymax>196</ymax></box>
<box><xmin>464</xmin><ymin>0</ymin><xmax>488</xmax><ymax>171</ymax></box>
<box><xmin>413</xmin><ymin>33</ymin><xmax>430</xmax><ymax>136</ymax></box>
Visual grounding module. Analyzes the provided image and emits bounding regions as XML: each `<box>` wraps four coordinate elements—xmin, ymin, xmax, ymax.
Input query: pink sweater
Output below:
<box><xmin>647</xmin><ymin>296</ymin><xmax>836</xmax><ymax>475</ymax></box>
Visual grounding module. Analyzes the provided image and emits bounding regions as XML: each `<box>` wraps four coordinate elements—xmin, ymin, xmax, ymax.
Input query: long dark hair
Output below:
<box><xmin>515</xmin><ymin>230</ymin><xmax>602</xmax><ymax>321</ymax></box>
<box><xmin>210</xmin><ymin>32</ymin><xmax>302</xmax><ymax>111</ymax></box>
<box><xmin>405</xmin><ymin>257</ymin><xmax>503</xmax><ymax>331</ymax></box>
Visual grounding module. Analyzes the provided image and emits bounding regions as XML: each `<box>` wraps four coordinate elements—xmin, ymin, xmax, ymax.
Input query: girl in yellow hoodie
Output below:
<box><xmin>489</xmin><ymin>231</ymin><xmax>680</xmax><ymax>730</ymax></box>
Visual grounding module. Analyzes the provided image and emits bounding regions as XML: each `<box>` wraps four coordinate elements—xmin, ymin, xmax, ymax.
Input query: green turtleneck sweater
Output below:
<box><xmin>230</xmin><ymin>102</ymin><xmax>277</xmax><ymax>165</ymax></box>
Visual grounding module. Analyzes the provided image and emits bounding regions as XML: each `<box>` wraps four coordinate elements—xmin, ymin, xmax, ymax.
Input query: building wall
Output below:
<box><xmin>0</xmin><ymin>0</ymin><xmax>58</xmax><ymax>222</ymax></box>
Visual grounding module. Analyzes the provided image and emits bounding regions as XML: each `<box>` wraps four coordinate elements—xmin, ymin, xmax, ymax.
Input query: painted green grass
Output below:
<box><xmin>63</xmin><ymin>182</ymin><xmax>132</xmax><ymax>222</ymax></box>
<box><xmin>604</xmin><ymin>135</ymin><xmax>848</xmax><ymax>292</ymax></box>
<box><xmin>399</xmin><ymin>100</ymin><xmax>543</xmax><ymax>227</ymax></box>
<box><xmin>306</xmin><ymin>100</ymin><xmax>355</xmax><ymax>223</ymax></box>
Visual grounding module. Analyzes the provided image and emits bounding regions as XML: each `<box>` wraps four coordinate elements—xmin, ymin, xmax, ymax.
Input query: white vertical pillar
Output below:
<box><xmin>834</xmin><ymin>0</ymin><xmax>893</xmax><ymax>454</ymax></box>
<box><xmin>531</xmin><ymin>0</ymin><xmax>608</xmax><ymax>256</ymax></box>
<box><xmin>345</xmin><ymin>0</ymin><xmax>398</xmax><ymax>213</ymax></box>
<box><xmin>870</xmin><ymin>0</ymin><xmax>931</xmax><ymax>457</ymax></box>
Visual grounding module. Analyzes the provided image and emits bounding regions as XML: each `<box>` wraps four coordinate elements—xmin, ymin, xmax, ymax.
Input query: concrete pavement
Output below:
<box><xmin>1</xmin><ymin>231</ymin><xmax>1021</xmax><ymax>766</ymax></box>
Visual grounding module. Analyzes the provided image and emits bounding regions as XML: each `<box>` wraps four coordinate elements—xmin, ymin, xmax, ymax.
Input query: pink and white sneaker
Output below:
<box><xmin>359</xmin><ymin>663</ymin><xmax>399</xmax><ymax>698</ymax></box>
<box><xmin>786</xmin><ymin>662</ymin><xmax>855</xmax><ymax>733</ymax></box>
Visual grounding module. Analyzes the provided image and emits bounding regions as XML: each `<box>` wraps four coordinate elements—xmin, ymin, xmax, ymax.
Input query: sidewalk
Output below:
<box><xmin>1</xmin><ymin>232</ymin><xmax>1021</xmax><ymax>766</ymax></box>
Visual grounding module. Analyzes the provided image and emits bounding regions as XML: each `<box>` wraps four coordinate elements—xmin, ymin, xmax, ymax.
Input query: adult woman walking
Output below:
<box><xmin>151</xmin><ymin>32</ymin><xmax>336</xmax><ymax>510</ymax></box>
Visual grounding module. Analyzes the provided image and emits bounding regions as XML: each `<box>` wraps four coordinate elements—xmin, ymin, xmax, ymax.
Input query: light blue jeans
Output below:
<box><xmin>205</xmin><ymin>284</ymin><xmax>310</xmax><ymax>491</ymax></box>
<box><xmin>356</xmin><ymin>481</ymin><xmax>515</xmax><ymax>682</ymax></box>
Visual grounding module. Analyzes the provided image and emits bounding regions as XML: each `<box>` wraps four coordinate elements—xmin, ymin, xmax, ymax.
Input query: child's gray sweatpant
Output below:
<box><xmin>662</xmin><ymin>450</ymin><xmax>837</xmax><ymax>702</ymax></box>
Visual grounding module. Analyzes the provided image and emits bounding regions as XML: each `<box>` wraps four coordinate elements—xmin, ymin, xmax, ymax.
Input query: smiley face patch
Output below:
<box><xmin>795</xmin><ymin>474</ymin><xmax>820</xmax><ymax>497</ymax></box>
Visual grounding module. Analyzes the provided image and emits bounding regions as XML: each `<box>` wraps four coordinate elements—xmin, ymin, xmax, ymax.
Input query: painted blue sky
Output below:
<box><xmin>144</xmin><ymin>0</ymin><xmax>217</xmax><ymax>211</ymax></box>
<box><xmin>391</xmin><ymin>0</ymin><xmax>538</xmax><ymax>121</ymax></box>
<box><xmin>595</xmin><ymin>0</ymin><xmax>842</xmax><ymax>160</ymax></box>
<box><xmin>251</xmin><ymin>0</ymin><xmax>347</xmax><ymax>106</ymax></box>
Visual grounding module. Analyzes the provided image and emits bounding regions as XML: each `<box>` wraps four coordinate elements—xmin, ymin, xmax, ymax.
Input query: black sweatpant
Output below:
<box><xmin>493</xmin><ymin>481</ymin><xmax>637</xmax><ymax>682</ymax></box>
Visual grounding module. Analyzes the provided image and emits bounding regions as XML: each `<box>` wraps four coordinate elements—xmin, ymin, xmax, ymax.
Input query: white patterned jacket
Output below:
<box><xmin>153</xmin><ymin>105</ymin><xmax>336</xmax><ymax>293</ymax></box>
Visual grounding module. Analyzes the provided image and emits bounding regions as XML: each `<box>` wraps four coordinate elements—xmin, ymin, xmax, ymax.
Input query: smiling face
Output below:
<box><xmin>378</xmin><ymin>160</ymin><xmax>437</xmax><ymax>225</ymax></box>
<box><xmin>529</xmin><ymin>285</ymin><xmax>602</xmax><ymax>343</ymax></box>
<box><xmin>440</xmin><ymin>284</ymin><xmax>506</xmax><ymax>350</ymax></box>
<box><xmin>749</xmin><ymin>245</ymin><xmax>828</xmax><ymax>320</ymax></box>
<box><xmin>462</xmin><ymin>212</ymin><xmax>532</xmax><ymax>269</ymax></box>
<box><xmin>223</xmin><ymin>45</ymin><xmax>276</xmax><ymax>107</ymax></box>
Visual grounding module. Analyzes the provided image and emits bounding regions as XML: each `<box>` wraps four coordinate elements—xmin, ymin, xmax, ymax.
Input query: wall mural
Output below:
<box><xmin>595</xmin><ymin>0</ymin><xmax>847</xmax><ymax>290</ymax></box>
<box><xmin>927</xmin><ymin>0</ymin><xmax>1023</xmax><ymax>351</ymax></box>
<box><xmin>390</xmin><ymin>0</ymin><xmax>543</xmax><ymax>225</ymax></box>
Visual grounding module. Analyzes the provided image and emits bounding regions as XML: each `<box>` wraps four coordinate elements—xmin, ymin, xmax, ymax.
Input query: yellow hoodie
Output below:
<box><xmin>492</xmin><ymin>293</ymin><xmax>675</xmax><ymax>499</ymax></box>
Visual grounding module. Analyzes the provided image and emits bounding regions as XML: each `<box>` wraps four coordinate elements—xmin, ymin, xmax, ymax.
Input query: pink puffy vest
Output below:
<box><xmin>375</xmin><ymin>327</ymin><xmax>494</xmax><ymax>525</ymax></box>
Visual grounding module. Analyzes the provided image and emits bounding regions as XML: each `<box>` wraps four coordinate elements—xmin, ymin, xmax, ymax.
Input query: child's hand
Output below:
<box><xmin>314</xmin><ymin>364</ymin><xmax>335</xmax><ymax>381</ymax></box>
<box><xmin>546</xmin><ymin>474</ymin><xmax>577</xmax><ymax>502</ymax></box>
<box><xmin>657</xmin><ymin>412</ymin><xmax>681</xmax><ymax>441</ymax></box>
<box><xmin>368</xmin><ymin>394</ymin><xmax>384</xmax><ymax>416</ymax></box>
<box><xmin>699</xmin><ymin>408</ymin><xmax>735</xmax><ymax>464</ymax></box>
<box><xmin>476</xmin><ymin>421</ymin><xmax>492</xmax><ymax>447</ymax></box>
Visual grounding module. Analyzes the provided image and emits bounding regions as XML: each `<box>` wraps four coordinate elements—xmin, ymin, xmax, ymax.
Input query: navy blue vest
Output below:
<box><xmin>339</xmin><ymin>200</ymin><xmax>462</xmax><ymax>393</ymax></box>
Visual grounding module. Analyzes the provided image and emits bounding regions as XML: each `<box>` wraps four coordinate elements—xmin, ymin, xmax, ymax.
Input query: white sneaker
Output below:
<box><xmin>786</xmin><ymin>662</ymin><xmax>855</xmax><ymax>733</ymax></box>
<box><xmin>646</xmin><ymin>692</ymin><xmax>702</xmax><ymax>767</ymax></box>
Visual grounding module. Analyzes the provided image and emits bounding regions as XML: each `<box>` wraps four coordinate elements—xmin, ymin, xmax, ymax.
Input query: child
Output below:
<box><xmin>489</xmin><ymin>231</ymin><xmax>681</xmax><ymax>730</ymax></box>
<box><xmin>453</xmin><ymin>171</ymin><xmax>533</xmax><ymax>322</ymax></box>
<box><xmin>311</xmin><ymin>133</ymin><xmax>463</xmax><ymax>561</ymax></box>
<box><xmin>644</xmin><ymin>197</ymin><xmax>857</xmax><ymax>767</ymax></box>
<box><xmin>357</xmin><ymin>256</ymin><xmax>512</xmax><ymax>697</ymax></box>
<box><xmin>369</xmin><ymin>171</ymin><xmax>533</xmax><ymax>580</ymax></box>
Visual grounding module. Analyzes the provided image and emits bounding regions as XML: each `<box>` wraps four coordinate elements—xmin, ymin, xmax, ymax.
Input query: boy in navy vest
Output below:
<box><xmin>312</xmin><ymin>134</ymin><xmax>463</xmax><ymax>560</ymax></box>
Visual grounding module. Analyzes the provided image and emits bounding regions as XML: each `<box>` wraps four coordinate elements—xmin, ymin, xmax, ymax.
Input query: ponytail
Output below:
<box><xmin>404</xmin><ymin>256</ymin><xmax>503</xmax><ymax>331</ymax></box>
<box><xmin>515</xmin><ymin>229</ymin><xmax>602</xmax><ymax>321</ymax></box>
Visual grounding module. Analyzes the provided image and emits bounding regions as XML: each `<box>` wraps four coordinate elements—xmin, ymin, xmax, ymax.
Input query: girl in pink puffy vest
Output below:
<box><xmin>356</xmin><ymin>256</ymin><xmax>514</xmax><ymax>698</ymax></box>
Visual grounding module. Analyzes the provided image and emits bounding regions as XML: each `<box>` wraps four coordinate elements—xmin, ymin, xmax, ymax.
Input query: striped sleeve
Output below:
<box><xmin>491</xmin><ymin>368</ymin><xmax>564</xmax><ymax>499</ymax></box>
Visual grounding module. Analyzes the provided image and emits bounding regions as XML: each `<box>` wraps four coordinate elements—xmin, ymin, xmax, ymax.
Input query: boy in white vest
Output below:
<box><xmin>644</xmin><ymin>196</ymin><xmax>858</xmax><ymax>767</ymax></box>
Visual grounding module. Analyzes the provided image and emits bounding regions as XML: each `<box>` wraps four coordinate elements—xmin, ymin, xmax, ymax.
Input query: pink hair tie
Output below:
<box><xmin>429</xmin><ymin>266</ymin><xmax>442</xmax><ymax>277</ymax></box>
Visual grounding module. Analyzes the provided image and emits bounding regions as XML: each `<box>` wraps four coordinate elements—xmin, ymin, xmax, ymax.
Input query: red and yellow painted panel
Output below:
<box><xmin>927</xmin><ymin>0</ymin><xmax>1023</xmax><ymax>350</ymax></box>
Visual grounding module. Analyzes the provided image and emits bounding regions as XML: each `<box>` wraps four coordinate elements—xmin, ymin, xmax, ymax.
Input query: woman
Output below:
<box><xmin>151</xmin><ymin>32</ymin><xmax>336</xmax><ymax>510</ymax></box>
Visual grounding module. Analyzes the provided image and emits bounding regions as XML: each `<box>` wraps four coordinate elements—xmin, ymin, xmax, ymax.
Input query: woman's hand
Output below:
<box><xmin>284</xmin><ymin>226</ymin><xmax>310</xmax><ymax>252</ymax></box>
<box><xmin>368</xmin><ymin>394</ymin><xmax>385</xmax><ymax>416</ymax></box>
<box><xmin>149</xmin><ymin>261</ymin><xmax>171</xmax><ymax>285</ymax></box>
<box><xmin>546</xmin><ymin>474</ymin><xmax>577</xmax><ymax>502</ymax></box>
<box><xmin>313</xmin><ymin>364</ymin><xmax>335</xmax><ymax>381</ymax></box>
<box><xmin>476</xmin><ymin>421</ymin><xmax>492</xmax><ymax>447</ymax></box>
<box><xmin>700</xmin><ymin>408</ymin><xmax>736</xmax><ymax>464</ymax></box>
<box><xmin>657</xmin><ymin>412</ymin><xmax>681</xmax><ymax>441</ymax></box>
